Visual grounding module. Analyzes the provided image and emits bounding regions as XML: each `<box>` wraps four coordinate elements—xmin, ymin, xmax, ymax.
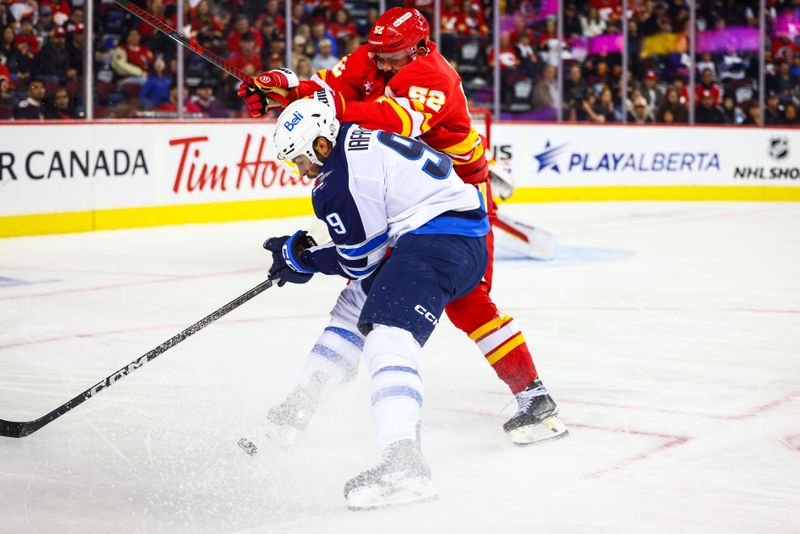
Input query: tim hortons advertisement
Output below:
<box><xmin>490</xmin><ymin>124</ymin><xmax>800</xmax><ymax>187</ymax></box>
<box><xmin>0</xmin><ymin>122</ymin><xmax>309</xmax><ymax>217</ymax></box>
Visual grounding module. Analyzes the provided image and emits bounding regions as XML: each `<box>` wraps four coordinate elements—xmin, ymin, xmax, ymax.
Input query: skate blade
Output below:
<box><xmin>508</xmin><ymin>415</ymin><xmax>569</xmax><ymax>446</ymax></box>
<box><xmin>346</xmin><ymin>478</ymin><xmax>439</xmax><ymax>511</ymax></box>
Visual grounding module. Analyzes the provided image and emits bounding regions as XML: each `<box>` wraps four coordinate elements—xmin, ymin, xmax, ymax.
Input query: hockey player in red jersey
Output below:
<box><xmin>242</xmin><ymin>8</ymin><xmax>567</xmax><ymax>446</ymax></box>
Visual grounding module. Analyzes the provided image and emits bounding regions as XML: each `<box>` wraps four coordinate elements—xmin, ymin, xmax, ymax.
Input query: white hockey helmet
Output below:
<box><xmin>273</xmin><ymin>98</ymin><xmax>340</xmax><ymax>167</ymax></box>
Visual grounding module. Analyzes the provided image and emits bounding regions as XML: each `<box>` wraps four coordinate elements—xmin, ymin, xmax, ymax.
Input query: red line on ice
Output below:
<box><xmin>783</xmin><ymin>434</ymin><xmax>800</xmax><ymax>453</ymax></box>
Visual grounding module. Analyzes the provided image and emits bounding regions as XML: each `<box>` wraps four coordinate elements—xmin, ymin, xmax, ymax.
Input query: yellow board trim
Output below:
<box><xmin>486</xmin><ymin>333</ymin><xmax>526</xmax><ymax>365</ymax></box>
<box><xmin>3</xmin><ymin>185</ymin><xmax>799</xmax><ymax>239</ymax></box>
<box><xmin>499</xmin><ymin>185</ymin><xmax>800</xmax><ymax>203</ymax></box>
<box><xmin>0</xmin><ymin>197</ymin><xmax>314</xmax><ymax>238</ymax></box>
<box><xmin>469</xmin><ymin>314</ymin><xmax>510</xmax><ymax>341</ymax></box>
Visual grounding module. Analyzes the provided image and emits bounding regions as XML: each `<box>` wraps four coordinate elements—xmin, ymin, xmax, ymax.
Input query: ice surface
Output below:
<box><xmin>1</xmin><ymin>202</ymin><xmax>799</xmax><ymax>534</ymax></box>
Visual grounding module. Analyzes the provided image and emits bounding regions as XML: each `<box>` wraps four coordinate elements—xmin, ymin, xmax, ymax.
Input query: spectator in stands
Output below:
<box><xmin>192</xmin><ymin>78</ymin><xmax>228</xmax><ymax>118</ymax></box>
<box><xmin>226</xmin><ymin>14</ymin><xmax>262</xmax><ymax>57</ymax></box>
<box><xmin>137</xmin><ymin>0</ymin><xmax>166</xmax><ymax>41</ymax></box>
<box><xmin>695</xmin><ymin>89</ymin><xmax>725</xmax><ymax>124</ymax></box>
<box><xmin>312</xmin><ymin>38</ymin><xmax>338</xmax><ymax>72</ymax></box>
<box><xmin>192</xmin><ymin>1</ymin><xmax>224</xmax><ymax>47</ymax></box>
<box><xmin>456</xmin><ymin>0</ymin><xmax>489</xmax><ymax>36</ymax></box>
<box><xmin>265</xmin><ymin>51</ymin><xmax>283</xmax><ymax>70</ymax></box>
<box><xmin>262</xmin><ymin>15</ymin><xmax>283</xmax><ymax>43</ymax></box>
<box><xmin>594</xmin><ymin>86</ymin><xmax>617</xmax><ymax>122</ymax></box>
<box><xmin>488</xmin><ymin>33</ymin><xmax>521</xmax><ymax>73</ymax></box>
<box><xmin>13</xmin><ymin>78</ymin><xmax>45</xmax><ymax>120</ymax></box>
<box><xmin>720</xmin><ymin>95</ymin><xmax>739</xmax><ymax>124</ymax></box>
<box><xmin>328</xmin><ymin>8</ymin><xmax>357</xmax><ymax>48</ymax></box>
<box><xmin>290</xmin><ymin>3</ymin><xmax>308</xmax><ymax>33</ymax></box>
<box><xmin>34</xmin><ymin>5</ymin><xmax>57</xmax><ymax>43</ymax></box>
<box><xmin>33</xmin><ymin>27</ymin><xmax>70</xmax><ymax>83</ymax></box>
<box><xmin>291</xmin><ymin>35</ymin><xmax>313</xmax><ymax>70</ymax></box>
<box><xmin>696</xmin><ymin>52</ymin><xmax>716</xmax><ymax>80</ymax></box>
<box><xmin>532</xmin><ymin>64</ymin><xmax>558</xmax><ymax>118</ymax></box>
<box><xmin>158</xmin><ymin>82</ymin><xmax>201</xmax><ymax>114</ymax></box>
<box><xmin>65</xmin><ymin>7</ymin><xmax>85</xmax><ymax>34</ymax></box>
<box><xmin>767</xmin><ymin>61</ymin><xmax>799</xmax><ymax>102</ymax></box>
<box><xmin>46</xmin><ymin>86</ymin><xmax>78</xmax><ymax>119</ymax></box>
<box><xmin>742</xmin><ymin>102</ymin><xmax>761</xmax><ymax>125</ymax></box>
<box><xmin>139</xmin><ymin>56</ymin><xmax>170</xmax><ymax>108</ymax></box>
<box><xmin>0</xmin><ymin>69</ymin><xmax>15</xmax><ymax>109</ymax></box>
<box><xmin>66</xmin><ymin>23</ymin><xmax>84</xmax><ymax>78</ymax></box>
<box><xmin>229</xmin><ymin>32</ymin><xmax>262</xmax><ymax>76</ymax></box>
<box><xmin>7</xmin><ymin>40</ymin><xmax>35</xmax><ymax>86</ymax></box>
<box><xmin>261</xmin><ymin>0</ymin><xmax>286</xmax><ymax>32</ymax></box>
<box><xmin>41</xmin><ymin>0</ymin><xmax>71</xmax><ymax>22</ymax></box>
<box><xmin>514</xmin><ymin>32</ymin><xmax>538</xmax><ymax>78</ymax></box>
<box><xmin>770</xmin><ymin>34</ymin><xmax>799</xmax><ymax>64</ymax></box>
<box><xmin>295</xmin><ymin>56</ymin><xmax>314</xmax><ymax>81</ymax></box>
<box><xmin>782</xmin><ymin>103</ymin><xmax>798</xmax><ymax>126</ymax></box>
<box><xmin>640</xmin><ymin>70</ymin><xmax>664</xmax><ymax>112</ymax></box>
<box><xmin>15</xmin><ymin>15</ymin><xmax>39</xmax><ymax>56</ymax></box>
<box><xmin>660</xmin><ymin>108</ymin><xmax>676</xmax><ymax>124</ymax></box>
<box><xmin>1</xmin><ymin>25</ymin><xmax>16</xmax><ymax>62</ymax></box>
<box><xmin>694</xmin><ymin>67</ymin><xmax>721</xmax><ymax>106</ymax></box>
<box><xmin>310</xmin><ymin>21</ymin><xmax>337</xmax><ymax>56</ymax></box>
<box><xmin>111</xmin><ymin>29</ymin><xmax>153</xmax><ymax>87</ymax></box>
<box><xmin>357</xmin><ymin>7</ymin><xmax>379</xmax><ymax>38</ymax></box>
<box><xmin>564</xmin><ymin>63</ymin><xmax>588</xmax><ymax>120</ymax></box>
<box><xmin>718</xmin><ymin>47</ymin><xmax>748</xmax><ymax>82</ymax></box>
<box><xmin>764</xmin><ymin>92</ymin><xmax>783</xmax><ymax>125</ymax></box>
<box><xmin>581</xmin><ymin>7</ymin><xmax>607</xmax><ymax>37</ymax></box>
<box><xmin>657</xmin><ymin>87</ymin><xmax>688</xmax><ymax>123</ymax></box>
<box><xmin>563</xmin><ymin>3</ymin><xmax>583</xmax><ymax>38</ymax></box>
<box><xmin>627</xmin><ymin>96</ymin><xmax>655</xmax><ymax>123</ymax></box>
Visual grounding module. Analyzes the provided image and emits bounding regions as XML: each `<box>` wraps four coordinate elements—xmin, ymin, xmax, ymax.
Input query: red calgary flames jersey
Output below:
<box><xmin>293</xmin><ymin>43</ymin><xmax>488</xmax><ymax>184</ymax></box>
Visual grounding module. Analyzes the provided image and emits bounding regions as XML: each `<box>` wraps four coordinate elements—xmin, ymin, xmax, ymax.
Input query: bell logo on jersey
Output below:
<box><xmin>414</xmin><ymin>305</ymin><xmax>439</xmax><ymax>326</ymax></box>
<box><xmin>283</xmin><ymin>111</ymin><xmax>304</xmax><ymax>132</ymax></box>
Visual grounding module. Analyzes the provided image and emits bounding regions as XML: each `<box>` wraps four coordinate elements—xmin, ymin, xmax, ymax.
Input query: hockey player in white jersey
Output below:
<box><xmin>263</xmin><ymin>99</ymin><xmax>489</xmax><ymax>509</ymax></box>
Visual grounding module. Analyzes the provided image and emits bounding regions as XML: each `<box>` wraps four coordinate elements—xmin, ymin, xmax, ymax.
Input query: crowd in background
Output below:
<box><xmin>0</xmin><ymin>0</ymin><xmax>798</xmax><ymax>124</ymax></box>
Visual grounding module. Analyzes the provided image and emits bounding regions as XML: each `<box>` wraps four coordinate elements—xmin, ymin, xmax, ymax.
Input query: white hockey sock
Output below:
<box><xmin>362</xmin><ymin>325</ymin><xmax>423</xmax><ymax>449</ymax></box>
<box><xmin>298</xmin><ymin>325</ymin><xmax>364</xmax><ymax>387</ymax></box>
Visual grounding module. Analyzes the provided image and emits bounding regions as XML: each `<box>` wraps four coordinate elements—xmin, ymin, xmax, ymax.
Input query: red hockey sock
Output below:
<box><xmin>446</xmin><ymin>283</ymin><xmax>537</xmax><ymax>394</ymax></box>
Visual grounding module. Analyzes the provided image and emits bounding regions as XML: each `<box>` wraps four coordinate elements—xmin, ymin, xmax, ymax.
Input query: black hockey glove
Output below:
<box><xmin>263</xmin><ymin>230</ymin><xmax>317</xmax><ymax>287</ymax></box>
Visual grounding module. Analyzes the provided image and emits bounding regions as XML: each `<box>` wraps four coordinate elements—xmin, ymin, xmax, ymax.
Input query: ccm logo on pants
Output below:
<box><xmin>414</xmin><ymin>305</ymin><xmax>439</xmax><ymax>326</ymax></box>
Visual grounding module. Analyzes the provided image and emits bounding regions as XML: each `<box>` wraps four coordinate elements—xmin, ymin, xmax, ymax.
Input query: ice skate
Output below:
<box><xmin>503</xmin><ymin>379</ymin><xmax>569</xmax><ymax>446</ymax></box>
<box><xmin>264</xmin><ymin>372</ymin><xmax>327</xmax><ymax>448</ymax></box>
<box><xmin>344</xmin><ymin>439</ymin><xmax>439</xmax><ymax>511</ymax></box>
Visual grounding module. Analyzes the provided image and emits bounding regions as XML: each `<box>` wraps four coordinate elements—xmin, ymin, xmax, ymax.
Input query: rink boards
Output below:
<box><xmin>0</xmin><ymin>120</ymin><xmax>798</xmax><ymax>237</ymax></box>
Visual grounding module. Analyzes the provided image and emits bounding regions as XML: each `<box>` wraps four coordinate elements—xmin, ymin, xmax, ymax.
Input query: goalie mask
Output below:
<box><xmin>274</xmin><ymin>98</ymin><xmax>340</xmax><ymax>173</ymax></box>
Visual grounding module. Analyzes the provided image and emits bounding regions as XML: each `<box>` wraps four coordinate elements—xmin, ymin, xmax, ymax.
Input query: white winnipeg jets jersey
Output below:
<box><xmin>306</xmin><ymin>123</ymin><xmax>488</xmax><ymax>280</ymax></box>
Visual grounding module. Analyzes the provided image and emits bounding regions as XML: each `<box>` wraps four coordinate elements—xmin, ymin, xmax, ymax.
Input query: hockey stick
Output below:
<box><xmin>111</xmin><ymin>0</ymin><xmax>289</xmax><ymax>106</ymax></box>
<box><xmin>0</xmin><ymin>279</ymin><xmax>273</xmax><ymax>438</ymax></box>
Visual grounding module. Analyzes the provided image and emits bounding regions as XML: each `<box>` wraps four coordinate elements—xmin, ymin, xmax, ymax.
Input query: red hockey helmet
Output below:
<box><xmin>367</xmin><ymin>8</ymin><xmax>430</xmax><ymax>69</ymax></box>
